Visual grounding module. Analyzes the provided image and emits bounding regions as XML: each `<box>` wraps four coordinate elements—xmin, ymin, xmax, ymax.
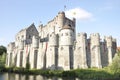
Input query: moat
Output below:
<box><xmin>0</xmin><ymin>73</ymin><xmax>78</xmax><ymax>80</ymax></box>
<box><xmin>0</xmin><ymin>72</ymin><xmax>119</xmax><ymax>80</ymax></box>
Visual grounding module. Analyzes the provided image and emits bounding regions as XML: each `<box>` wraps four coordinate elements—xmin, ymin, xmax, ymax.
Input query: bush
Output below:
<box><xmin>26</xmin><ymin>62</ymin><xmax>30</xmax><ymax>70</ymax></box>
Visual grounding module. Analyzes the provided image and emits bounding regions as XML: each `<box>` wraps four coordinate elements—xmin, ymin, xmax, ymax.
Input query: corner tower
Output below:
<box><xmin>74</xmin><ymin>33</ymin><xmax>88</xmax><ymax>69</ymax></box>
<box><xmin>90</xmin><ymin>33</ymin><xmax>102</xmax><ymax>68</ymax></box>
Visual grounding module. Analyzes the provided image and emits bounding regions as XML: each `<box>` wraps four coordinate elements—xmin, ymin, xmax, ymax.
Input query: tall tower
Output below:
<box><xmin>90</xmin><ymin>33</ymin><xmax>102</xmax><ymax>68</ymax></box>
<box><xmin>104</xmin><ymin>36</ymin><xmax>113</xmax><ymax>65</ymax></box>
<box><xmin>16</xmin><ymin>40</ymin><xmax>24</xmax><ymax>67</ymax></box>
<box><xmin>74</xmin><ymin>33</ymin><xmax>88</xmax><ymax>69</ymax></box>
<box><xmin>6</xmin><ymin>42</ymin><xmax>15</xmax><ymax>67</ymax></box>
<box><xmin>58</xmin><ymin>25</ymin><xmax>74</xmax><ymax>70</ymax></box>
<box><xmin>46</xmin><ymin>33</ymin><xmax>58</xmax><ymax>70</ymax></box>
<box><xmin>57</xmin><ymin>11</ymin><xmax>65</xmax><ymax>28</ymax></box>
<box><xmin>30</xmin><ymin>35</ymin><xmax>39</xmax><ymax>69</ymax></box>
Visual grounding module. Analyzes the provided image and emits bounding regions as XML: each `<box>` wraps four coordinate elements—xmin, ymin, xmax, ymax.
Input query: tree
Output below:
<box><xmin>110</xmin><ymin>51</ymin><xmax>120</xmax><ymax>73</ymax></box>
<box><xmin>0</xmin><ymin>45</ymin><xmax>6</xmax><ymax>55</ymax></box>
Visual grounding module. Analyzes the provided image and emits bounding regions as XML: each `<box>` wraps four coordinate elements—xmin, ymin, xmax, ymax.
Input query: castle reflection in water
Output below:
<box><xmin>1</xmin><ymin>73</ymin><xmax>79</xmax><ymax>80</ymax></box>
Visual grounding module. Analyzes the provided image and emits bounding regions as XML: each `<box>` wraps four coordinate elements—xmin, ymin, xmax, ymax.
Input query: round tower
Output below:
<box><xmin>32</xmin><ymin>36</ymin><xmax>39</xmax><ymax>48</ymax></box>
<box><xmin>57</xmin><ymin>11</ymin><xmax>65</xmax><ymax>27</ymax></box>
<box><xmin>59</xmin><ymin>25</ymin><xmax>74</xmax><ymax>46</ymax></box>
<box><xmin>58</xmin><ymin>25</ymin><xmax>74</xmax><ymax>70</ymax></box>
<box><xmin>49</xmin><ymin>33</ymin><xmax>58</xmax><ymax>46</ymax></box>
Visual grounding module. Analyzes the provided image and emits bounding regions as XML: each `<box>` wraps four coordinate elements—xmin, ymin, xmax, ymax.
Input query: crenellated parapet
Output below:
<box><xmin>6</xmin><ymin>11</ymin><xmax>117</xmax><ymax>70</ymax></box>
<box><xmin>90</xmin><ymin>33</ymin><xmax>100</xmax><ymax>46</ymax></box>
<box><xmin>104</xmin><ymin>36</ymin><xmax>112</xmax><ymax>47</ymax></box>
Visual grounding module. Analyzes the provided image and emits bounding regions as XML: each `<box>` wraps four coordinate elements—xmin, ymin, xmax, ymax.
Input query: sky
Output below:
<box><xmin>0</xmin><ymin>0</ymin><xmax>120</xmax><ymax>47</ymax></box>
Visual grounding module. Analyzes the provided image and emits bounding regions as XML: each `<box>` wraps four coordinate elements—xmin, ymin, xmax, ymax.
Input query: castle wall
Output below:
<box><xmin>6</xmin><ymin>11</ymin><xmax>117</xmax><ymax>70</ymax></box>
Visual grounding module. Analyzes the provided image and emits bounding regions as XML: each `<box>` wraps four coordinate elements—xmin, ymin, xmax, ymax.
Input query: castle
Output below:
<box><xmin>6</xmin><ymin>11</ymin><xmax>117</xmax><ymax>70</ymax></box>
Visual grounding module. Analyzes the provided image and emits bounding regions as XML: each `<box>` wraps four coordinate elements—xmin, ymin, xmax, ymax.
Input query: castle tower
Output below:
<box><xmin>29</xmin><ymin>35</ymin><xmax>39</xmax><ymax>69</ymax></box>
<box><xmin>112</xmin><ymin>38</ymin><xmax>117</xmax><ymax>57</ymax></box>
<box><xmin>90</xmin><ymin>33</ymin><xmax>102</xmax><ymax>68</ymax></box>
<box><xmin>74</xmin><ymin>33</ymin><xmax>88</xmax><ymax>69</ymax></box>
<box><xmin>104</xmin><ymin>36</ymin><xmax>113</xmax><ymax>65</ymax></box>
<box><xmin>16</xmin><ymin>40</ymin><xmax>24</xmax><ymax>67</ymax></box>
<box><xmin>6</xmin><ymin>42</ymin><xmax>15</xmax><ymax>67</ymax></box>
<box><xmin>58</xmin><ymin>25</ymin><xmax>74</xmax><ymax>70</ymax></box>
<box><xmin>46</xmin><ymin>33</ymin><xmax>58</xmax><ymax>70</ymax></box>
<box><xmin>57</xmin><ymin>11</ymin><xmax>65</xmax><ymax>28</ymax></box>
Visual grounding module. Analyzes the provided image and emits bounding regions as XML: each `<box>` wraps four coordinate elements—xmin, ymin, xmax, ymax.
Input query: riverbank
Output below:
<box><xmin>0</xmin><ymin>67</ymin><xmax>120</xmax><ymax>79</ymax></box>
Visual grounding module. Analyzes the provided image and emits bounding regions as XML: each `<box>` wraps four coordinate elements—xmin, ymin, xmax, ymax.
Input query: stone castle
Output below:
<box><xmin>6</xmin><ymin>11</ymin><xmax>117</xmax><ymax>70</ymax></box>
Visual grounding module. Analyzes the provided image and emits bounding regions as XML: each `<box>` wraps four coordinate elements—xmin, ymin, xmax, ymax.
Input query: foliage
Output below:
<box><xmin>0</xmin><ymin>45</ymin><xmax>6</xmax><ymax>55</ymax></box>
<box><xmin>0</xmin><ymin>53</ymin><xmax>6</xmax><ymax>71</ymax></box>
<box><xmin>26</xmin><ymin>62</ymin><xmax>30</xmax><ymax>70</ymax></box>
<box><xmin>110</xmin><ymin>51</ymin><xmax>120</xmax><ymax>74</ymax></box>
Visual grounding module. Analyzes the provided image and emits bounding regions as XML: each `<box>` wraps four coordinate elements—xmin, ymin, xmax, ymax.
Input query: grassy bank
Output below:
<box><xmin>0</xmin><ymin>67</ymin><xmax>120</xmax><ymax>79</ymax></box>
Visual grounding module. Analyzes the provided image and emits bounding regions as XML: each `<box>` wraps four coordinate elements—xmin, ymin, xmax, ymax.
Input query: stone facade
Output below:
<box><xmin>6</xmin><ymin>11</ymin><xmax>117</xmax><ymax>70</ymax></box>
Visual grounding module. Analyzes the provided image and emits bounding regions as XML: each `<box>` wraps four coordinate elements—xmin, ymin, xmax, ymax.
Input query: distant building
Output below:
<box><xmin>6</xmin><ymin>11</ymin><xmax>117</xmax><ymax>70</ymax></box>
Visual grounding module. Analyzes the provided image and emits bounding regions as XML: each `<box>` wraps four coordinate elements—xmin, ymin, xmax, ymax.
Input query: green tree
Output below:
<box><xmin>110</xmin><ymin>51</ymin><xmax>120</xmax><ymax>73</ymax></box>
<box><xmin>0</xmin><ymin>45</ymin><xmax>6</xmax><ymax>55</ymax></box>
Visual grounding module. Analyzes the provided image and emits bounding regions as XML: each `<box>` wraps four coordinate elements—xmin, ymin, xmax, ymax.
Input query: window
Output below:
<box><xmin>28</xmin><ymin>35</ymin><xmax>31</xmax><ymax>39</ymax></box>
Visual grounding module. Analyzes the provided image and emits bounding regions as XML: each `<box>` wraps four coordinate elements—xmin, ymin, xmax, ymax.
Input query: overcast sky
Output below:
<box><xmin>0</xmin><ymin>0</ymin><xmax>120</xmax><ymax>46</ymax></box>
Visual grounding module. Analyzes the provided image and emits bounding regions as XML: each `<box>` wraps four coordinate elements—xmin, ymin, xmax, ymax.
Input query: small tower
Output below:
<box><xmin>90</xmin><ymin>33</ymin><xmax>102</xmax><ymax>68</ymax></box>
<box><xmin>104</xmin><ymin>36</ymin><xmax>113</xmax><ymax>65</ymax></box>
<box><xmin>16</xmin><ymin>40</ymin><xmax>24</xmax><ymax>67</ymax></box>
<box><xmin>58</xmin><ymin>25</ymin><xmax>74</xmax><ymax>70</ymax></box>
<box><xmin>112</xmin><ymin>38</ymin><xmax>117</xmax><ymax>57</ymax></box>
<box><xmin>57</xmin><ymin>11</ymin><xmax>65</xmax><ymax>27</ymax></box>
<box><xmin>74</xmin><ymin>33</ymin><xmax>88</xmax><ymax>69</ymax></box>
<box><xmin>46</xmin><ymin>33</ymin><xmax>58</xmax><ymax>70</ymax></box>
<box><xmin>6</xmin><ymin>42</ymin><xmax>15</xmax><ymax>67</ymax></box>
<box><xmin>30</xmin><ymin>35</ymin><xmax>39</xmax><ymax>69</ymax></box>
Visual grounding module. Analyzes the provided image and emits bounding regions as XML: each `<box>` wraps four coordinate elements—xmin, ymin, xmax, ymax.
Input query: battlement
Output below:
<box><xmin>6</xmin><ymin>11</ymin><xmax>117</xmax><ymax>70</ymax></box>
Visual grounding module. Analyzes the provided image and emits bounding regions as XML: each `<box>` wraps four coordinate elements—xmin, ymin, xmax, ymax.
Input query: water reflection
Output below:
<box><xmin>1</xmin><ymin>73</ymin><xmax>79</xmax><ymax>80</ymax></box>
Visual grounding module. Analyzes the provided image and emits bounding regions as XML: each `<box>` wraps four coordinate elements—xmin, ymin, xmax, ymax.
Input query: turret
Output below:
<box><xmin>104</xmin><ymin>36</ymin><xmax>113</xmax><ymax>65</ymax></box>
<box><xmin>6</xmin><ymin>42</ymin><xmax>15</xmax><ymax>67</ymax></box>
<box><xmin>74</xmin><ymin>33</ymin><xmax>88</xmax><ymax>69</ymax></box>
<box><xmin>90</xmin><ymin>33</ymin><xmax>102</xmax><ymax>68</ymax></box>
<box><xmin>57</xmin><ymin>11</ymin><xmax>65</xmax><ymax>27</ymax></box>
<box><xmin>59</xmin><ymin>25</ymin><xmax>74</xmax><ymax>46</ymax></box>
<box><xmin>7</xmin><ymin>42</ymin><xmax>15</xmax><ymax>52</ymax></box>
<box><xmin>90</xmin><ymin>33</ymin><xmax>100</xmax><ymax>46</ymax></box>
<box><xmin>49</xmin><ymin>33</ymin><xmax>58</xmax><ymax>46</ymax></box>
<box><xmin>105</xmin><ymin>36</ymin><xmax>112</xmax><ymax>47</ymax></box>
<box><xmin>32</xmin><ymin>36</ymin><xmax>39</xmax><ymax>48</ymax></box>
<box><xmin>58</xmin><ymin>25</ymin><xmax>74</xmax><ymax>70</ymax></box>
<box><xmin>18</xmin><ymin>40</ymin><xmax>24</xmax><ymax>50</ymax></box>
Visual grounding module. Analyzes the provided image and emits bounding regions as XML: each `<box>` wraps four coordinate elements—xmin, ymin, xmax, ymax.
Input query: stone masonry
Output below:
<box><xmin>6</xmin><ymin>11</ymin><xmax>117</xmax><ymax>70</ymax></box>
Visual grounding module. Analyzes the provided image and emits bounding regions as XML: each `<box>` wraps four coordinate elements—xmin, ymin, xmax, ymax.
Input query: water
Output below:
<box><xmin>0</xmin><ymin>73</ymin><xmax>79</xmax><ymax>80</ymax></box>
<box><xmin>0</xmin><ymin>73</ymin><xmax>119</xmax><ymax>80</ymax></box>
